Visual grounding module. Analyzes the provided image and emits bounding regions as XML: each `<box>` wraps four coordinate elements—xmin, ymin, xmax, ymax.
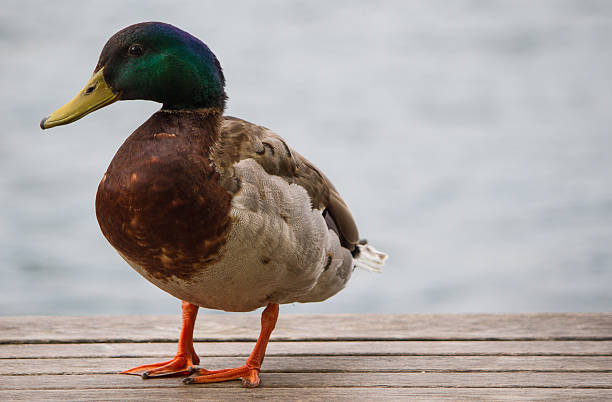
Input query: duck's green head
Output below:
<box><xmin>41</xmin><ymin>22</ymin><xmax>226</xmax><ymax>129</ymax></box>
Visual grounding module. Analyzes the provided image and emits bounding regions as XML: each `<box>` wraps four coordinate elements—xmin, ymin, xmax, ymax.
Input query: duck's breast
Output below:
<box><xmin>95</xmin><ymin>123</ymin><xmax>232</xmax><ymax>288</ymax></box>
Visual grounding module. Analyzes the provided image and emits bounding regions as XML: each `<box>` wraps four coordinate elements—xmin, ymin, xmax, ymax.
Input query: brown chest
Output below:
<box><xmin>95</xmin><ymin>115</ymin><xmax>232</xmax><ymax>283</ymax></box>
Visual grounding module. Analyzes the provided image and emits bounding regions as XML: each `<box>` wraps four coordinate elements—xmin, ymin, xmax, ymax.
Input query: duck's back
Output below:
<box><xmin>96</xmin><ymin>110</ymin><xmax>357</xmax><ymax>312</ymax></box>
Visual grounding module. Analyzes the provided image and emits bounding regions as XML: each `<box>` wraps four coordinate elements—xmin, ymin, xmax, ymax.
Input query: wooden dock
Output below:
<box><xmin>1</xmin><ymin>313</ymin><xmax>611</xmax><ymax>400</ymax></box>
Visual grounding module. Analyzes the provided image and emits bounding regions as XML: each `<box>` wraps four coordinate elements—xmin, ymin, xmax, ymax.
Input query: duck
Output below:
<box><xmin>41</xmin><ymin>21</ymin><xmax>387</xmax><ymax>388</ymax></box>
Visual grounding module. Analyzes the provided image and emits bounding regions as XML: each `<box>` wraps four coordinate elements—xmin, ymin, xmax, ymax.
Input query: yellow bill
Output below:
<box><xmin>40</xmin><ymin>68</ymin><xmax>119</xmax><ymax>129</ymax></box>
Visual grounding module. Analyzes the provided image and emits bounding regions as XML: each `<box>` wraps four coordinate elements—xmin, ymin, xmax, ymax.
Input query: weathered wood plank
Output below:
<box><xmin>1</xmin><ymin>313</ymin><xmax>610</xmax><ymax>343</ymax></box>
<box><xmin>1</xmin><ymin>314</ymin><xmax>611</xmax><ymax>400</ymax></box>
<box><xmin>1</xmin><ymin>372</ymin><xmax>611</xmax><ymax>390</ymax></box>
<box><xmin>1</xmin><ymin>387</ymin><xmax>610</xmax><ymax>401</ymax></box>
<box><xmin>2</xmin><ymin>355</ymin><xmax>610</xmax><ymax>375</ymax></box>
<box><xmin>3</xmin><ymin>340</ymin><xmax>610</xmax><ymax>359</ymax></box>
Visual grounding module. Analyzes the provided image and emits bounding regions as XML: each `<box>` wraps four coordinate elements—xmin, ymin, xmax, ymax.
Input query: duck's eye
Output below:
<box><xmin>128</xmin><ymin>44</ymin><xmax>144</xmax><ymax>56</ymax></box>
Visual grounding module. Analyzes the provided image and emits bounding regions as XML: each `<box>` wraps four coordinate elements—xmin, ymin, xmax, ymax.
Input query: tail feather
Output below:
<box><xmin>354</xmin><ymin>242</ymin><xmax>387</xmax><ymax>273</ymax></box>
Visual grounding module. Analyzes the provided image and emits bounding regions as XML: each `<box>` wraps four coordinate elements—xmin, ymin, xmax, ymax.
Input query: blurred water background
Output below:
<box><xmin>1</xmin><ymin>1</ymin><xmax>611</xmax><ymax>316</ymax></box>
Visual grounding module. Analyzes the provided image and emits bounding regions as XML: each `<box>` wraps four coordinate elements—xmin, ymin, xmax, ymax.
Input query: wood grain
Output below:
<box><xmin>1</xmin><ymin>372</ymin><xmax>611</xmax><ymax>390</ymax></box>
<box><xmin>2</xmin><ymin>355</ymin><xmax>611</xmax><ymax>375</ymax></box>
<box><xmin>1</xmin><ymin>388</ymin><xmax>610</xmax><ymax>401</ymax></box>
<box><xmin>2</xmin><ymin>340</ymin><xmax>610</xmax><ymax>359</ymax></box>
<box><xmin>1</xmin><ymin>313</ymin><xmax>610</xmax><ymax>343</ymax></box>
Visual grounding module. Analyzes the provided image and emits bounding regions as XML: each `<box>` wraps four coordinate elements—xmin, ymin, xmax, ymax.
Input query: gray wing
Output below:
<box><xmin>212</xmin><ymin>116</ymin><xmax>359</xmax><ymax>251</ymax></box>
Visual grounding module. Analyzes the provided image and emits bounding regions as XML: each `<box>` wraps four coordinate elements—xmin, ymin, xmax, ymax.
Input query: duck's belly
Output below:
<box><xmin>115</xmin><ymin>159</ymin><xmax>353</xmax><ymax>312</ymax></box>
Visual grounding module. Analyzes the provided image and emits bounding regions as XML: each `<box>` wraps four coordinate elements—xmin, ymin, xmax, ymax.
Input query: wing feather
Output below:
<box><xmin>212</xmin><ymin>116</ymin><xmax>359</xmax><ymax>250</ymax></box>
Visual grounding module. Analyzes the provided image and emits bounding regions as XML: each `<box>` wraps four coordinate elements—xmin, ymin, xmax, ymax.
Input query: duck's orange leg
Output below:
<box><xmin>184</xmin><ymin>303</ymin><xmax>279</xmax><ymax>388</ymax></box>
<box><xmin>121</xmin><ymin>300</ymin><xmax>199</xmax><ymax>378</ymax></box>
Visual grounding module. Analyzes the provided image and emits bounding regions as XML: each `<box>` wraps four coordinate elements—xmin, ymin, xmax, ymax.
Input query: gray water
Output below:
<box><xmin>1</xmin><ymin>1</ymin><xmax>611</xmax><ymax>316</ymax></box>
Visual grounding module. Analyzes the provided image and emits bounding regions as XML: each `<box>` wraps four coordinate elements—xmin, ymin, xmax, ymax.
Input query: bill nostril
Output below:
<box><xmin>85</xmin><ymin>84</ymin><xmax>97</xmax><ymax>94</ymax></box>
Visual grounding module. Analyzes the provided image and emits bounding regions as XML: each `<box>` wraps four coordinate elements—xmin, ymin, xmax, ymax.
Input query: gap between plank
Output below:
<box><xmin>3</xmin><ymin>337</ymin><xmax>612</xmax><ymax>345</ymax></box>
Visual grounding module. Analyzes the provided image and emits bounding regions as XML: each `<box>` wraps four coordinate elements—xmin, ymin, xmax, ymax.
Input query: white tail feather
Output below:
<box><xmin>354</xmin><ymin>243</ymin><xmax>387</xmax><ymax>273</ymax></box>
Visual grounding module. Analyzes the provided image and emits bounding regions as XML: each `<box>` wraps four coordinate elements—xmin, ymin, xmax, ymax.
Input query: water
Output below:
<box><xmin>1</xmin><ymin>1</ymin><xmax>611</xmax><ymax>315</ymax></box>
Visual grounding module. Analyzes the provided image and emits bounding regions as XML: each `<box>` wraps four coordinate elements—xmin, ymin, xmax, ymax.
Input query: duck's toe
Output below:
<box><xmin>120</xmin><ymin>353</ymin><xmax>198</xmax><ymax>378</ymax></box>
<box><xmin>183</xmin><ymin>366</ymin><xmax>260</xmax><ymax>388</ymax></box>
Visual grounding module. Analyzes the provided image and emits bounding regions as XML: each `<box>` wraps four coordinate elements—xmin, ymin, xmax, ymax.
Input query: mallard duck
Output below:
<box><xmin>41</xmin><ymin>22</ymin><xmax>386</xmax><ymax>388</ymax></box>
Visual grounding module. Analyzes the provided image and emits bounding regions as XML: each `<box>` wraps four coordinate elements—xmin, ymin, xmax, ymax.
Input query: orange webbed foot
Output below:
<box><xmin>121</xmin><ymin>352</ymin><xmax>199</xmax><ymax>378</ymax></box>
<box><xmin>183</xmin><ymin>365</ymin><xmax>261</xmax><ymax>388</ymax></box>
